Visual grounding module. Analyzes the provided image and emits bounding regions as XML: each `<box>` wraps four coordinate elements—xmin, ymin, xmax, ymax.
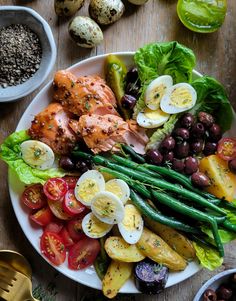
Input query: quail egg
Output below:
<box><xmin>68</xmin><ymin>16</ymin><xmax>103</xmax><ymax>48</ymax></box>
<box><xmin>54</xmin><ymin>0</ymin><xmax>85</xmax><ymax>17</ymax></box>
<box><xmin>89</xmin><ymin>0</ymin><xmax>125</xmax><ymax>25</ymax></box>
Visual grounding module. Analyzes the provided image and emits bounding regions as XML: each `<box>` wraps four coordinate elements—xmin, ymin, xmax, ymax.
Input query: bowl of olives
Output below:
<box><xmin>193</xmin><ymin>269</ymin><xmax>236</xmax><ymax>301</ymax></box>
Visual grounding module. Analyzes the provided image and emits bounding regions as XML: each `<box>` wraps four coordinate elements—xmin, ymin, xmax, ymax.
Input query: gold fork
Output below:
<box><xmin>0</xmin><ymin>265</ymin><xmax>39</xmax><ymax>301</ymax></box>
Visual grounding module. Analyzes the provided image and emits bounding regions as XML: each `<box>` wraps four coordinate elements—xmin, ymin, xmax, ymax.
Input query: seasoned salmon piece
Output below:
<box><xmin>78</xmin><ymin>114</ymin><xmax>148</xmax><ymax>154</ymax></box>
<box><xmin>53</xmin><ymin>70</ymin><xmax>118</xmax><ymax>116</ymax></box>
<box><xmin>28</xmin><ymin>103</ymin><xmax>79</xmax><ymax>155</ymax></box>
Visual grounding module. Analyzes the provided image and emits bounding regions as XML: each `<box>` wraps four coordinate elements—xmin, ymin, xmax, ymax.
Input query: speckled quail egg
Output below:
<box><xmin>68</xmin><ymin>16</ymin><xmax>104</xmax><ymax>48</ymax></box>
<box><xmin>89</xmin><ymin>0</ymin><xmax>125</xmax><ymax>25</ymax></box>
<box><xmin>54</xmin><ymin>0</ymin><xmax>85</xmax><ymax>17</ymax></box>
<box><xmin>127</xmin><ymin>0</ymin><xmax>149</xmax><ymax>5</ymax></box>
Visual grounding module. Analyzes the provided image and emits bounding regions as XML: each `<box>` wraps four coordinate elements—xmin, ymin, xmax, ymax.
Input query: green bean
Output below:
<box><xmin>151</xmin><ymin>190</ymin><xmax>224</xmax><ymax>257</ymax></box>
<box><xmin>222</xmin><ymin>220</ymin><xmax>236</xmax><ymax>233</ymax></box>
<box><xmin>121</xmin><ymin>144</ymin><xmax>146</xmax><ymax>163</ymax></box>
<box><xmin>129</xmin><ymin>189</ymin><xmax>200</xmax><ymax>234</ymax></box>
<box><xmin>144</xmin><ymin>163</ymin><xmax>221</xmax><ymax>204</ymax></box>
<box><xmin>112</xmin><ymin>154</ymin><xmax>161</xmax><ymax>178</ymax></box>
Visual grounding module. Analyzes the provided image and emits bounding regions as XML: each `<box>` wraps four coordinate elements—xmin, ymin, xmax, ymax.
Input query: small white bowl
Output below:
<box><xmin>193</xmin><ymin>268</ymin><xmax>236</xmax><ymax>301</ymax></box>
<box><xmin>0</xmin><ymin>6</ymin><xmax>57</xmax><ymax>102</ymax></box>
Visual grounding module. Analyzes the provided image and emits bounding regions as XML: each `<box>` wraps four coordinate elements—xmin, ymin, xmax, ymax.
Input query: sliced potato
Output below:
<box><xmin>105</xmin><ymin>236</ymin><xmax>145</xmax><ymax>262</ymax></box>
<box><xmin>144</xmin><ymin>216</ymin><xmax>196</xmax><ymax>260</ymax></box>
<box><xmin>102</xmin><ymin>260</ymin><xmax>133</xmax><ymax>299</ymax></box>
<box><xmin>137</xmin><ymin>227</ymin><xmax>187</xmax><ymax>271</ymax></box>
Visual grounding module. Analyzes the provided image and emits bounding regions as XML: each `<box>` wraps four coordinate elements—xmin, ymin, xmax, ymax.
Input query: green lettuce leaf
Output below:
<box><xmin>0</xmin><ymin>130</ymin><xmax>66</xmax><ymax>185</ymax></box>
<box><xmin>201</xmin><ymin>226</ymin><xmax>236</xmax><ymax>244</ymax></box>
<box><xmin>133</xmin><ymin>41</ymin><xmax>196</xmax><ymax>117</ymax></box>
<box><xmin>193</xmin><ymin>242</ymin><xmax>223</xmax><ymax>271</ymax></box>
<box><xmin>146</xmin><ymin>115</ymin><xmax>179</xmax><ymax>150</ymax></box>
<box><xmin>190</xmin><ymin>76</ymin><xmax>233</xmax><ymax>132</ymax></box>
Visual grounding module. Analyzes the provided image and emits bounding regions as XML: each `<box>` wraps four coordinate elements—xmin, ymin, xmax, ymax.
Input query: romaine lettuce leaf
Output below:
<box><xmin>146</xmin><ymin>115</ymin><xmax>179</xmax><ymax>150</ymax></box>
<box><xmin>0</xmin><ymin>130</ymin><xmax>66</xmax><ymax>185</ymax></box>
<box><xmin>193</xmin><ymin>242</ymin><xmax>223</xmax><ymax>271</ymax></box>
<box><xmin>190</xmin><ymin>76</ymin><xmax>233</xmax><ymax>132</ymax></box>
<box><xmin>133</xmin><ymin>41</ymin><xmax>196</xmax><ymax>117</ymax></box>
<box><xmin>201</xmin><ymin>225</ymin><xmax>236</xmax><ymax>244</ymax></box>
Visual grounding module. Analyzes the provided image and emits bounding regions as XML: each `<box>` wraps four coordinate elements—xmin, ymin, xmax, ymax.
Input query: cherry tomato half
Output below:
<box><xmin>40</xmin><ymin>231</ymin><xmax>66</xmax><ymax>266</ymax></box>
<box><xmin>60</xmin><ymin>227</ymin><xmax>74</xmax><ymax>248</ymax></box>
<box><xmin>63</xmin><ymin>176</ymin><xmax>79</xmax><ymax>189</ymax></box>
<box><xmin>177</xmin><ymin>0</ymin><xmax>227</xmax><ymax>33</ymax></box>
<box><xmin>48</xmin><ymin>198</ymin><xmax>72</xmax><ymax>221</ymax></box>
<box><xmin>217</xmin><ymin>138</ymin><xmax>236</xmax><ymax>161</ymax></box>
<box><xmin>63</xmin><ymin>190</ymin><xmax>86</xmax><ymax>217</ymax></box>
<box><xmin>67</xmin><ymin>218</ymin><xmax>85</xmax><ymax>241</ymax></box>
<box><xmin>43</xmin><ymin>178</ymin><xmax>68</xmax><ymax>201</ymax></box>
<box><xmin>68</xmin><ymin>237</ymin><xmax>100</xmax><ymax>270</ymax></box>
<box><xmin>30</xmin><ymin>207</ymin><xmax>54</xmax><ymax>226</ymax></box>
<box><xmin>21</xmin><ymin>184</ymin><xmax>47</xmax><ymax>210</ymax></box>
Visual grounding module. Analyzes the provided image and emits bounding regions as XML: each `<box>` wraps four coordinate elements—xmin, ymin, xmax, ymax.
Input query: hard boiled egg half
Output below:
<box><xmin>74</xmin><ymin>170</ymin><xmax>105</xmax><ymax>207</ymax></box>
<box><xmin>145</xmin><ymin>75</ymin><xmax>173</xmax><ymax>110</ymax></box>
<box><xmin>118</xmin><ymin>204</ymin><xmax>143</xmax><ymax>244</ymax></box>
<box><xmin>82</xmin><ymin>212</ymin><xmax>113</xmax><ymax>238</ymax></box>
<box><xmin>137</xmin><ymin>107</ymin><xmax>170</xmax><ymax>129</ymax></box>
<box><xmin>160</xmin><ymin>83</ymin><xmax>197</xmax><ymax>114</ymax></box>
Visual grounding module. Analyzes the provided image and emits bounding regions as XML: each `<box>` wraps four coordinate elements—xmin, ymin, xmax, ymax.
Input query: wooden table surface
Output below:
<box><xmin>0</xmin><ymin>0</ymin><xmax>236</xmax><ymax>300</ymax></box>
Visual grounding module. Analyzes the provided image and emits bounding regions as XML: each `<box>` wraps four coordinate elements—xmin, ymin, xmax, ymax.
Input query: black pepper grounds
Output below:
<box><xmin>0</xmin><ymin>24</ymin><xmax>42</xmax><ymax>88</ymax></box>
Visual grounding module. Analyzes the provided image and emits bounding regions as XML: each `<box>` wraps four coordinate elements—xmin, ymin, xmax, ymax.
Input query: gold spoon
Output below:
<box><xmin>0</xmin><ymin>250</ymin><xmax>32</xmax><ymax>279</ymax></box>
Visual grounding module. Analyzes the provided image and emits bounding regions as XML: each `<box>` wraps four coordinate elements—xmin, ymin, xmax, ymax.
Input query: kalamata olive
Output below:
<box><xmin>217</xmin><ymin>285</ymin><xmax>233</xmax><ymax>300</ymax></box>
<box><xmin>184</xmin><ymin>157</ymin><xmax>199</xmax><ymax>175</ymax></box>
<box><xmin>209</xmin><ymin>123</ymin><xmax>222</xmax><ymax>141</ymax></box>
<box><xmin>75</xmin><ymin>160</ymin><xmax>91</xmax><ymax>173</ymax></box>
<box><xmin>190</xmin><ymin>139</ymin><xmax>204</xmax><ymax>154</ymax></box>
<box><xmin>146</xmin><ymin>150</ymin><xmax>163</xmax><ymax>165</ymax></box>
<box><xmin>160</xmin><ymin>136</ymin><xmax>176</xmax><ymax>151</ymax></box>
<box><xmin>125</xmin><ymin>82</ymin><xmax>140</xmax><ymax>98</ymax></box>
<box><xmin>203</xmin><ymin>142</ymin><xmax>217</xmax><ymax>156</ymax></box>
<box><xmin>228</xmin><ymin>159</ymin><xmax>236</xmax><ymax>174</ymax></box>
<box><xmin>121</xmin><ymin>94</ymin><xmax>137</xmax><ymax>110</ymax></box>
<box><xmin>198</xmin><ymin>112</ymin><xmax>215</xmax><ymax>128</ymax></box>
<box><xmin>180</xmin><ymin>113</ymin><xmax>195</xmax><ymax>129</ymax></box>
<box><xmin>175</xmin><ymin>141</ymin><xmax>190</xmax><ymax>159</ymax></box>
<box><xmin>173</xmin><ymin>128</ymin><xmax>190</xmax><ymax>141</ymax></box>
<box><xmin>203</xmin><ymin>289</ymin><xmax>217</xmax><ymax>301</ymax></box>
<box><xmin>126</xmin><ymin>67</ymin><xmax>139</xmax><ymax>83</ymax></box>
<box><xmin>191</xmin><ymin>122</ymin><xmax>205</xmax><ymax>138</ymax></box>
<box><xmin>172</xmin><ymin>158</ymin><xmax>185</xmax><ymax>173</ymax></box>
<box><xmin>191</xmin><ymin>172</ymin><xmax>211</xmax><ymax>188</ymax></box>
<box><xmin>163</xmin><ymin>151</ymin><xmax>174</xmax><ymax>163</ymax></box>
<box><xmin>59</xmin><ymin>156</ymin><xmax>75</xmax><ymax>170</ymax></box>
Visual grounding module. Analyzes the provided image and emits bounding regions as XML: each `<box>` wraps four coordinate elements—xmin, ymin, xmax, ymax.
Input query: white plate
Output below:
<box><xmin>9</xmin><ymin>52</ymin><xmax>218</xmax><ymax>293</ymax></box>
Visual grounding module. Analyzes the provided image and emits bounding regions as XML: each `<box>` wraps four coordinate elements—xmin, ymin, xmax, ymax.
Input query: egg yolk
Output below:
<box><xmin>170</xmin><ymin>87</ymin><xmax>192</xmax><ymax>108</ymax></box>
<box><xmin>122</xmin><ymin>205</ymin><xmax>142</xmax><ymax>231</ymax></box>
<box><xmin>105</xmin><ymin>181</ymin><xmax>123</xmax><ymax>199</ymax></box>
<box><xmin>93</xmin><ymin>196</ymin><xmax>116</xmax><ymax>219</ymax></box>
<box><xmin>86</xmin><ymin>214</ymin><xmax>110</xmax><ymax>235</ymax></box>
<box><xmin>146</xmin><ymin>84</ymin><xmax>167</xmax><ymax>107</ymax></box>
<box><xmin>144</xmin><ymin>108</ymin><xmax>169</xmax><ymax>120</ymax></box>
<box><xmin>77</xmin><ymin>179</ymin><xmax>99</xmax><ymax>203</ymax></box>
